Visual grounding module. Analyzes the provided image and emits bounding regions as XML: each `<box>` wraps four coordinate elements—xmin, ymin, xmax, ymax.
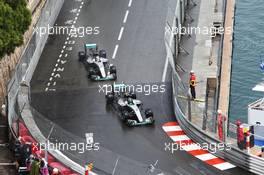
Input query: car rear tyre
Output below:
<box><xmin>112</xmin><ymin>73</ymin><xmax>117</xmax><ymax>80</ymax></box>
<box><xmin>78</xmin><ymin>51</ymin><xmax>85</xmax><ymax>62</ymax></box>
<box><xmin>110</xmin><ymin>66</ymin><xmax>117</xmax><ymax>74</ymax></box>
<box><xmin>99</xmin><ymin>50</ymin><xmax>107</xmax><ymax>58</ymax></box>
<box><xmin>106</xmin><ymin>93</ymin><xmax>114</xmax><ymax>104</ymax></box>
<box><xmin>145</xmin><ymin>109</ymin><xmax>153</xmax><ymax>118</ymax></box>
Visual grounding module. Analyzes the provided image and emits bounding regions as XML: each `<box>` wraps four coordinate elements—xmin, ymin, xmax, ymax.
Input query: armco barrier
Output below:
<box><xmin>171</xmin><ymin>70</ymin><xmax>264</xmax><ymax>175</ymax></box>
<box><xmin>7</xmin><ymin>0</ymin><xmax>96</xmax><ymax>174</ymax></box>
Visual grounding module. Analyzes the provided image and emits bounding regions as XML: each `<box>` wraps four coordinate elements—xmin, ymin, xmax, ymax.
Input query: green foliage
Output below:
<box><xmin>0</xmin><ymin>0</ymin><xmax>31</xmax><ymax>58</ymax></box>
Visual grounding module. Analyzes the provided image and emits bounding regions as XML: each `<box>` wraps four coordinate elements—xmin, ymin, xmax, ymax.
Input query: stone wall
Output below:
<box><xmin>0</xmin><ymin>0</ymin><xmax>45</xmax><ymax>107</ymax></box>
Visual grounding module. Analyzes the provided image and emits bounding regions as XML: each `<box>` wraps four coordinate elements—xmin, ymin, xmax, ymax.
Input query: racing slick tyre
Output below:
<box><xmin>145</xmin><ymin>109</ymin><xmax>154</xmax><ymax>117</ymax></box>
<box><xmin>99</xmin><ymin>50</ymin><xmax>107</xmax><ymax>58</ymax></box>
<box><xmin>78</xmin><ymin>51</ymin><xmax>85</xmax><ymax>62</ymax></box>
<box><xmin>112</xmin><ymin>73</ymin><xmax>117</xmax><ymax>80</ymax></box>
<box><xmin>88</xmin><ymin>67</ymin><xmax>96</xmax><ymax>77</ymax></box>
<box><xmin>110</xmin><ymin>66</ymin><xmax>117</xmax><ymax>74</ymax></box>
<box><xmin>121</xmin><ymin>111</ymin><xmax>130</xmax><ymax>121</ymax></box>
<box><xmin>106</xmin><ymin>93</ymin><xmax>114</xmax><ymax>104</ymax></box>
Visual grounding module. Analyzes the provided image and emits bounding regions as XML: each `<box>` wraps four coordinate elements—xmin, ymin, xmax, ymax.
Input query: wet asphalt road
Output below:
<box><xmin>30</xmin><ymin>0</ymin><xmax>253</xmax><ymax>174</ymax></box>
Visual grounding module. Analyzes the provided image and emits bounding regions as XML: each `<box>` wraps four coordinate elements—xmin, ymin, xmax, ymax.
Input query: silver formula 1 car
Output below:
<box><xmin>78</xmin><ymin>43</ymin><xmax>117</xmax><ymax>81</ymax></box>
<box><xmin>105</xmin><ymin>83</ymin><xmax>155</xmax><ymax>126</ymax></box>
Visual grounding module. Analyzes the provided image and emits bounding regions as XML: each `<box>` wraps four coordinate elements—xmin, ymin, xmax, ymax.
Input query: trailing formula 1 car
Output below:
<box><xmin>105</xmin><ymin>83</ymin><xmax>155</xmax><ymax>126</ymax></box>
<box><xmin>78</xmin><ymin>43</ymin><xmax>117</xmax><ymax>81</ymax></box>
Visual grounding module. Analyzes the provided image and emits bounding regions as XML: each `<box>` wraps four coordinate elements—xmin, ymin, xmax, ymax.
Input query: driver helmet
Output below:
<box><xmin>127</xmin><ymin>98</ymin><xmax>133</xmax><ymax>105</ymax></box>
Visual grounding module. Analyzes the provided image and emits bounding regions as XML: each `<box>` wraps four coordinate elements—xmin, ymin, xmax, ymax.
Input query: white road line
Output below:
<box><xmin>55</xmin><ymin>64</ymin><xmax>58</xmax><ymax>67</ymax></box>
<box><xmin>45</xmin><ymin>88</ymin><xmax>49</xmax><ymax>92</ymax></box>
<box><xmin>73</xmin><ymin>21</ymin><xmax>76</xmax><ymax>24</ymax></box>
<box><xmin>57</xmin><ymin>59</ymin><xmax>61</xmax><ymax>62</ymax></box>
<box><xmin>162</xmin><ymin>19</ymin><xmax>175</xmax><ymax>82</ymax></box>
<box><xmin>53</xmin><ymin>68</ymin><xmax>56</xmax><ymax>72</ymax></box>
<box><xmin>78</xmin><ymin>9</ymin><xmax>81</xmax><ymax>12</ymax></box>
<box><xmin>47</xmin><ymin>82</ymin><xmax>51</xmax><ymax>87</ymax></box>
<box><xmin>80</xmin><ymin>5</ymin><xmax>83</xmax><ymax>9</ymax></box>
<box><xmin>59</xmin><ymin>54</ymin><xmax>62</xmax><ymax>58</ymax></box>
<box><xmin>65</xmin><ymin>53</ymin><xmax>68</xmax><ymax>57</ymax></box>
<box><xmin>118</xmin><ymin>27</ymin><xmax>124</xmax><ymax>41</ymax></box>
<box><xmin>112</xmin><ymin>156</ymin><xmax>120</xmax><ymax>175</ymax></box>
<box><xmin>123</xmin><ymin>10</ymin><xmax>129</xmax><ymax>23</ymax></box>
<box><xmin>49</xmin><ymin>77</ymin><xmax>53</xmax><ymax>81</ymax></box>
<box><xmin>76</xmin><ymin>13</ymin><xmax>79</xmax><ymax>16</ymax></box>
<box><xmin>61</xmin><ymin>50</ymin><xmax>64</xmax><ymax>54</ymax></box>
<box><xmin>112</xmin><ymin>45</ymin><xmax>119</xmax><ymax>59</ymax></box>
<box><xmin>63</xmin><ymin>45</ymin><xmax>66</xmax><ymax>49</ymax></box>
<box><xmin>53</xmin><ymin>82</ymin><xmax>57</xmax><ymax>86</ymax></box>
<box><xmin>65</xmin><ymin>41</ymin><xmax>68</xmax><ymax>44</ymax></box>
<box><xmin>75</xmin><ymin>17</ymin><xmax>78</xmax><ymax>21</ymax></box>
<box><xmin>128</xmin><ymin>0</ymin><xmax>133</xmax><ymax>7</ymax></box>
<box><xmin>162</xmin><ymin>55</ymin><xmax>169</xmax><ymax>82</ymax></box>
<box><xmin>66</xmin><ymin>37</ymin><xmax>70</xmax><ymax>40</ymax></box>
<box><xmin>81</xmin><ymin>1</ymin><xmax>84</xmax><ymax>4</ymax></box>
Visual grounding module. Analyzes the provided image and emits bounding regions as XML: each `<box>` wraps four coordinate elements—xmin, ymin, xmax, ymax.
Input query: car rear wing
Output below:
<box><xmin>84</xmin><ymin>43</ymin><xmax>97</xmax><ymax>54</ymax></box>
<box><xmin>85</xmin><ymin>43</ymin><xmax>97</xmax><ymax>49</ymax></box>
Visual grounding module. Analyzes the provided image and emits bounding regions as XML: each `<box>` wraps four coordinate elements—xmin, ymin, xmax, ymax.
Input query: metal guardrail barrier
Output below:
<box><xmin>166</xmin><ymin>3</ymin><xmax>264</xmax><ymax>174</ymax></box>
<box><xmin>171</xmin><ymin>73</ymin><xmax>264</xmax><ymax>175</ymax></box>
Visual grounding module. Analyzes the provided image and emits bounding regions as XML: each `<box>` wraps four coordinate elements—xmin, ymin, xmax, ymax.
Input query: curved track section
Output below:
<box><xmin>31</xmin><ymin>0</ymin><xmax>252</xmax><ymax>174</ymax></box>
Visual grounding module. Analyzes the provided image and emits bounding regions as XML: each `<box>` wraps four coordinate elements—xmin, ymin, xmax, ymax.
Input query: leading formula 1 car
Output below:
<box><xmin>105</xmin><ymin>83</ymin><xmax>155</xmax><ymax>126</ymax></box>
<box><xmin>78</xmin><ymin>43</ymin><xmax>117</xmax><ymax>81</ymax></box>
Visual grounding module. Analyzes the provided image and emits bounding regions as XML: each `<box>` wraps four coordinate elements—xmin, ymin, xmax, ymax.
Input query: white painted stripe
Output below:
<box><xmin>195</xmin><ymin>153</ymin><xmax>217</xmax><ymax>161</ymax></box>
<box><xmin>75</xmin><ymin>17</ymin><xmax>78</xmax><ymax>21</ymax></box>
<box><xmin>55</xmin><ymin>64</ymin><xmax>58</xmax><ymax>67</ymax></box>
<box><xmin>47</xmin><ymin>83</ymin><xmax>51</xmax><ymax>87</ymax></box>
<box><xmin>81</xmin><ymin>1</ymin><xmax>84</xmax><ymax>4</ymax></box>
<box><xmin>213</xmin><ymin>162</ymin><xmax>236</xmax><ymax>170</ymax></box>
<box><xmin>57</xmin><ymin>59</ymin><xmax>61</xmax><ymax>62</ymax></box>
<box><xmin>123</xmin><ymin>10</ymin><xmax>129</xmax><ymax>23</ymax></box>
<box><xmin>112</xmin><ymin>45</ymin><xmax>119</xmax><ymax>59</ymax></box>
<box><xmin>77</xmin><ymin>13</ymin><xmax>79</xmax><ymax>16</ymax></box>
<box><xmin>45</xmin><ymin>88</ymin><xmax>48</xmax><ymax>92</ymax></box>
<box><xmin>128</xmin><ymin>0</ymin><xmax>132</xmax><ymax>7</ymax></box>
<box><xmin>59</xmin><ymin>54</ymin><xmax>62</xmax><ymax>58</ymax></box>
<box><xmin>162</xmin><ymin>125</ymin><xmax>182</xmax><ymax>132</ymax></box>
<box><xmin>61</xmin><ymin>50</ymin><xmax>64</xmax><ymax>54</ymax></box>
<box><xmin>65</xmin><ymin>54</ymin><xmax>68</xmax><ymax>57</ymax></box>
<box><xmin>181</xmin><ymin>144</ymin><xmax>201</xmax><ymax>151</ymax></box>
<box><xmin>162</xmin><ymin>56</ymin><xmax>169</xmax><ymax>82</ymax></box>
<box><xmin>80</xmin><ymin>5</ymin><xmax>83</xmax><ymax>9</ymax></box>
<box><xmin>66</xmin><ymin>37</ymin><xmax>70</xmax><ymax>40</ymax></box>
<box><xmin>78</xmin><ymin>9</ymin><xmax>81</xmax><ymax>12</ymax></box>
<box><xmin>118</xmin><ymin>27</ymin><xmax>124</xmax><ymax>41</ymax></box>
<box><xmin>170</xmin><ymin>135</ymin><xmax>190</xmax><ymax>142</ymax></box>
<box><xmin>53</xmin><ymin>82</ymin><xmax>56</xmax><ymax>86</ymax></box>
<box><xmin>73</xmin><ymin>21</ymin><xmax>76</xmax><ymax>24</ymax></box>
<box><xmin>63</xmin><ymin>45</ymin><xmax>66</xmax><ymax>49</ymax></box>
<box><xmin>49</xmin><ymin>77</ymin><xmax>53</xmax><ymax>81</ymax></box>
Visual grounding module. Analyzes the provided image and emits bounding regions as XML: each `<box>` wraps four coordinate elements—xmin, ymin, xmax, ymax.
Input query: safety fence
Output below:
<box><xmin>6</xmin><ymin>0</ymin><xmax>90</xmax><ymax>174</ymax></box>
<box><xmin>166</xmin><ymin>0</ymin><xmax>264</xmax><ymax>174</ymax></box>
